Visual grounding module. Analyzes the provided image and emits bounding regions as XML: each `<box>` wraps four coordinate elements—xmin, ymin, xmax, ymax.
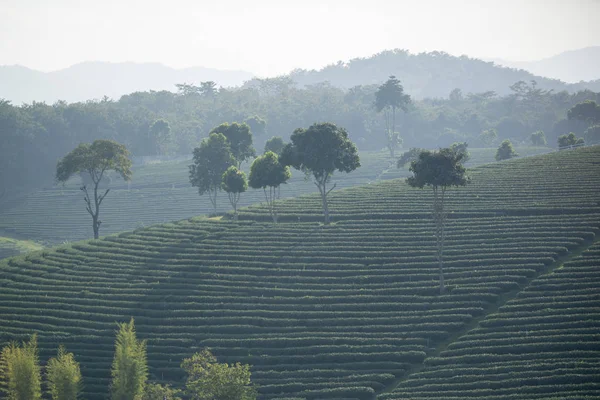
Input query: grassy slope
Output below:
<box><xmin>0</xmin><ymin>146</ymin><xmax>594</xmax><ymax>400</ymax></box>
<box><xmin>0</xmin><ymin>147</ymin><xmax>549</xmax><ymax>246</ymax></box>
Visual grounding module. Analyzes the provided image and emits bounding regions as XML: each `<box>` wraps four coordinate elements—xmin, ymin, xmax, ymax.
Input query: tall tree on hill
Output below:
<box><xmin>280</xmin><ymin>122</ymin><xmax>360</xmax><ymax>224</ymax></box>
<box><xmin>222</xmin><ymin>166</ymin><xmax>248</xmax><ymax>220</ymax></box>
<box><xmin>210</xmin><ymin>123</ymin><xmax>256</xmax><ymax>168</ymax></box>
<box><xmin>56</xmin><ymin>140</ymin><xmax>132</xmax><ymax>239</ymax></box>
<box><xmin>408</xmin><ymin>148</ymin><xmax>469</xmax><ymax>294</ymax></box>
<box><xmin>189</xmin><ymin>133</ymin><xmax>235</xmax><ymax>214</ymax></box>
<box><xmin>111</xmin><ymin>319</ymin><xmax>147</xmax><ymax>400</ymax></box>
<box><xmin>375</xmin><ymin>76</ymin><xmax>411</xmax><ymax>157</ymax></box>
<box><xmin>249</xmin><ymin>151</ymin><xmax>291</xmax><ymax>223</ymax></box>
<box><xmin>0</xmin><ymin>335</ymin><xmax>42</xmax><ymax>400</ymax></box>
<box><xmin>148</xmin><ymin>118</ymin><xmax>171</xmax><ymax>156</ymax></box>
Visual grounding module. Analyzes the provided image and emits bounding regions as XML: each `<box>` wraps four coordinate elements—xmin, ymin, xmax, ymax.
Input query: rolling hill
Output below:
<box><xmin>0</xmin><ymin>146</ymin><xmax>599</xmax><ymax>399</ymax></box>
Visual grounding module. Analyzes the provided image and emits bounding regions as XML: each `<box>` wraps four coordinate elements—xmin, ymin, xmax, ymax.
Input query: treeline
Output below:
<box><xmin>1</xmin><ymin>79</ymin><xmax>598</xmax><ymax>191</ymax></box>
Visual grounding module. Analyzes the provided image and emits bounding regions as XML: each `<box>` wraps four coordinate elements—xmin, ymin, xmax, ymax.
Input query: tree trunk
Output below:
<box><xmin>92</xmin><ymin>214</ymin><xmax>99</xmax><ymax>239</ymax></box>
<box><xmin>320</xmin><ymin>182</ymin><xmax>330</xmax><ymax>224</ymax></box>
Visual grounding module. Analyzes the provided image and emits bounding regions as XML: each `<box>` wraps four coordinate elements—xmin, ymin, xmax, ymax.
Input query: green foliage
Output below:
<box><xmin>210</xmin><ymin>123</ymin><xmax>256</xmax><ymax>167</ymax></box>
<box><xmin>397</xmin><ymin>148</ymin><xmax>426</xmax><ymax>168</ymax></box>
<box><xmin>56</xmin><ymin>140</ymin><xmax>132</xmax><ymax>184</ymax></box>
<box><xmin>0</xmin><ymin>335</ymin><xmax>42</xmax><ymax>400</ymax></box>
<box><xmin>248</xmin><ymin>152</ymin><xmax>291</xmax><ymax>222</ymax></box>
<box><xmin>264</xmin><ymin>136</ymin><xmax>285</xmax><ymax>155</ymax></box>
<box><xmin>189</xmin><ymin>133</ymin><xmax>235</xmax><ymax>213</ymax></box>
<box><xmin>530</xmin><ymin>130</ymin><xmax>547</xmax><ymax>146</ymax></box>
<box><xmin>55</xmin><ymin>139</ymin><xmax>132</xmax><ymax>239</ymax></box>
<box><xmin>222</xmin><ymin>166</ymin><xmax>248</xmax><ymax>218</ymax></box>
<box><xmin>567</xmin><ymin>100</ymin><xmax>600</xmax><ymax>124</ymax></box>
<box><xmin>583</xmin><ymin>125</ymin><xmax>600</xmax><ymax>145</ymax></box>
<box><xmin>374</xmin><ymin>76</ymin><xmax>411</xmax><ymax>157</ymax></box>
<box><xmin>495</xmin><ymin>139</ymin><xmax>519</xmax><ymax>161</ymax></box>
<box><xmin>149</xmin><ymin>119</ymin><xmax>171</xmax><ymax>156</ymax></box>
<box><xmin>280</xmin><ymin>122</ymin><xmax>360</xmax><ymax>223</ymax></box>
<box><xmin>450</xmin><ymin>142</ymin><xmax>470</xmax><ymax>162</ymax></box>
<box><xmin>557</xmin><ymin>132</ymin><xmax>585</xmax><ymax>148</ymax></box>
<box><xmin>142</xmin><ymin>383</ymin><xmax>182</xmax><ymax>400</ymax></box>
<box><xmin>478</xmin><ymin>128</ymin><xmax>497</xmax><ymax>146</ymax></box>
<box><xmin>111</xmin><ymin>319</ymin><xmax>148</xmax><ymax>400</ymax></box>
<box><xmin>181</xmin><ymin>348</ymin><xmax>257</xmax><ymax>400</ymax></box>
<box><xmin>46</xmin><ymin>346</ymin><xmax>82</xmax><ymax>400</ymax></box>
<box><xmin>244</xmin><ymin>116</ymin><xmax>267</xmax><ymax>138</ymax></box>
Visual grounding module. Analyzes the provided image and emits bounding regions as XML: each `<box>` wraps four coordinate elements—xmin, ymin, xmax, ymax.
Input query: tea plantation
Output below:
<box><xmin>0</xmin><ymin>147</ymin><xmax>548</xmax><ymax>247</ymax></box>
<box><xmin>0</xmin><ymin>146</ymin><xmax>598</xmax><ymax>399</ymax></box>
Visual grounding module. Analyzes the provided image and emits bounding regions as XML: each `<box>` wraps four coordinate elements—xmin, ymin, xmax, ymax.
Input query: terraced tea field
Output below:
<box><xmin>0</xmin><ymin>147</ymin><xmax>548</xmax><ymax>247</ymax></box>
<box><xmin>0</xmin><ymin>145</ymin><xmax>596</xmax><ymax>400</ymax></box>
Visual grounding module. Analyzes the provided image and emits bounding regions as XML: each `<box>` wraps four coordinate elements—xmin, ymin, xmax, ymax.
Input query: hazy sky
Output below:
<box><xmin>1</xmin><ymin>0</ymin><xmax>599</xmax><ymax>76</ymax></box>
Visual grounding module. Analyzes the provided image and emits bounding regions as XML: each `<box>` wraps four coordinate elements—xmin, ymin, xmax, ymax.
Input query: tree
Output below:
<box><xmin>200</xmin><ymin>81</ymin><xmax>218</xmax><ymax>99</ymax></box>
<box><xmin>407</xmin><ymin>148</ymin><xmax>469</xmax><ymax>293</ymax></box>
<box><xmin>149</xmin><ymin>119</ymin><xmax>171</xmax><ymax>156</ymax></box>
<box><xmin>210</xmin><ymin>123</ymin><xmax>256</xmax><ymax>167</ymax></box>
<box><xmin>397</xmin><ymin>148</ymin><xmax>426</xmax><ymax>168</ymax></box>
<box><xmin>181</xmin><ymin>348</ymin><xmax>257</xmax><ymax>400</ymax></box>
<box><xmin>584</xmin><ymin>125</ymin><xmax>600</xmax><ymax>145</ymax></box>
<box><xmin>222</xmin><ymin>166</ymin><xmax>248</xmax><ymax>220</ymax></box>
<box><xmin>143</xmin><ymin>383</ymin><xmax>182</xmax><ymax>400</ymax></box>
<box><xmin>264</xmin><ymin>136</ymin><xmax>285</xmax><ymax>155</ymax></box>
<box><xmin>46</xmin><ymin>346</ymin><xmax>82</xmax><ymax>400</ymax></box>
<box><xmin>56</xmin><ymin>140</ymin><xmax>132</xmax><ymax>239</ymax></box>
<box><xmin>189</xmin><ymin>133</ymin><xmax>235</xmax><ymax>214</ymax></box>
<box><xmin>478</xmin><ymin>128</ymin><xmax>497</xmax><ymax>146</ymax></box>
<box><xmin>495</xmin><ymin>139</ymin><xmax>519</xmax><ymax>161</ymax></box>
<box><xmin>248</xmin><ymin>151</ymin><xmax>291</xmax><ymax>223</ymax></box>
<box><xmin>0</xmin><ymin>335</ymin><xmax>42</xmax><ymax>400</ymax></box>
<box><xmin>558</xmin><ymin>132</ymin><xmax>585</xmax><ymax>149</ymax></box>
<box><xmin>450</xmin><ymin>142</ymin><xmax>470</xmax><ymax>162</ymax></box>
<box><xmin>567</xmin><ymin>100</ymin><xmax>600</xmax><ymax>125</ymax></box>
<box><xmin>111</xmin><ymin>319</ymin><xmax>148</xmax><ymax>400</ymax></box>
<box><xmin>374</xmin><ymin>76</ymin><xmax>411</xmax><ymax>157</ymax></box>
<box><xmin>280</xmin><ymin>123</ymin><xmax>360</xmax><ymax>224</ymax></box>
<box><xmin>530</xmin><ymin>130</ymin><xmax>547</xmax><ymax>146</ymax></box>
<box><xmin>244</xmin><ymin>116</ymin><xmax>267</xmax><ymax>139</ymax></box>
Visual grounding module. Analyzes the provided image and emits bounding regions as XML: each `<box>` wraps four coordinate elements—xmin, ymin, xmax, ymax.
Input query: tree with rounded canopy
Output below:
<box><xmin>244</xmin><ymin>116</ymin><xmax>267</xmax><ymax>138</ymax></box>
<box><xmin>558</xmin><ymin>132</ymin><xmax>585</xmax><ymax>149</ymax></box>
<box><xmin>408</xmin><ymin>148</ymin><xmax>469</xmax><ymax>294</ymax></box>
<box><xmin>375</xmin><ymin>76</ymin><xmax>411</xmax><ymax>157</ymax></box>
<box><xmin>111</xmin><ymin>319</ymin><xmax>147</xmax><ymax>400</ymax></box>
<box><xmin>249</xmin><ymin>151</ymin><xmax>291</xmax><ymax>223</ymax></box>
<box><xmin>0</xmin><ymin>335</ymin><xmax>42</xmax><ymax>400</ymax></box>
<box><xmin>280</xmin><ymin>122</ymin><xmax>360</xmax><ymax>224</ymax></box>
<box><xmin>46</xmin><ymin>346</ymin><xmax>82</xmax><ymax>400</ymax></box>
<box><xmin>148</xmin><ymin>118</ymin><xmax>171</xmax><ymax>156</ymax></box>
<box><xmin>495</xmin><ymin>139</ymin><xmax>519</xmax><ymax>161</ymax></box>
<box><xmin>181</xmin><ymin>348</ymin><xmax>257</xmax><ymax>400</ymax></box>
<box><xmin>189</xmin><ymin>133</ymin><xmax>235</xmax><ymax>214</ymax></box>
<box><xmin>567</xmin><ymin>100</ymin><xmax>600</xmax><ymax>125</ymax></box>
<box><xmin>530</xmin><ymin>130</ymin><xmax>547</xmax><ymax>146</ymax></box>
<box><xmin>264</xmin><ymin>136</ymin><xmax>285</xmax><ymax>155</ymax></box>
<box><xmin>222</xmin><ymin>166</ymin><xmax>247</xmax><ymax>220</ymax></box>
<box><xmin>56</xmin><ymin>140</ymin><xmax>132</xmax><ymax>239</ymax></box>
<box><xmin>210</xmin><ymin>123</ymin><xmax>256</xmax><ymax>167</ymax></box>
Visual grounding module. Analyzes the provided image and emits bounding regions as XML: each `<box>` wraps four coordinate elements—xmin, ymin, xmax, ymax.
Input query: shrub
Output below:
<box><xmin>495</xmin><ymin>140</ymin><xmax>518</xmax><ymax>161</ymax></box>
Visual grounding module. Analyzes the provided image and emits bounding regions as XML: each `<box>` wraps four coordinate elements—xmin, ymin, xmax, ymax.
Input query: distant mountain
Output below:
<box><xmin>489</xmin><ymin>47</ymin><xmax>600</xmax><ymax>83</ymax></box>
<box><xmin>0</xmin><ymin>62</ymin><xmax>255</xmax><ymax>104</ymax></box>
<box><xmin>283</xmin><ymin>49</ymin><xmax>600</xmax><ymax>98</ymax></box>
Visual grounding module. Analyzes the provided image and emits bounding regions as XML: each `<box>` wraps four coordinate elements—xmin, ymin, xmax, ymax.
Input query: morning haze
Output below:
<box><xmin>1</xmin><ymin>2</ymin><xmax>600</xmax><ymax>400</ymax></box>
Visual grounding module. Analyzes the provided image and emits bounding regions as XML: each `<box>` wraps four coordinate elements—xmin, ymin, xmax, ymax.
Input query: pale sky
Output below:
<box><xmin>1</xmin><ymin>0</ymin><xmax>599</xmax><ymax>77</ymax></box>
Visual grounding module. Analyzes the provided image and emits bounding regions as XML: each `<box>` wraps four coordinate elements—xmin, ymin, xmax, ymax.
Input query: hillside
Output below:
<box><xmin>285</xmin><ymin>49</ymin><xmax>600</xmax><ymax>98</ymax></box>
<box><xmin>0</xmin><ymin>147</ymin><xmax>550</xmax><ymax>247</ymax></box>
<box><xmin>0</xmin><ymin>62</ymin><xmax>254</xmax><ymax>104</ymax></box>
<box><xmin>0</xmin><ymin>146</ymin><xmax>598</xmax><ymax>399</ymax></box>
<box><xmin>490</xmin><ymin>46</ymin><xmax>600</xmax><ymax>84</ymax></box>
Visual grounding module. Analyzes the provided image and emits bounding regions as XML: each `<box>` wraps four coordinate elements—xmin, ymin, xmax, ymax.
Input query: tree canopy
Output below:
<box><xmin>56</xmin><ymin>140</ymin><xmax>132</xmax><ymax>239</ymax></box>
<box><xmin>264</xmin><ymin>136</ymin><xmax>285</xmax><ymax>155</ymax></box>
<box><xmin>375</xmin><ymin>75</ymin><xmax>411</xmax><ymax>157</ymax></box>
<box><xmin>568</xmin><ymin>100</ymin><xmax>600</xmax><ymax>125</ymax></box>
<box><xmin>222</xmin><ymin>166</ymin><xmax>248</xmax><ymax>219</ymax></box>
<box><xmin>189</xmin><ymin>133</ymin><xmax>235</xmax><ymax>213</ymax></box>
<box><xmin>210</xmin><ymin>123</ymin><xmax>256</xmax><ymax>167</ymax></box>
<box><xmin>249</xmin><ymin>151</ymin><xmax>291</xmax><ymax>222</ymax></box>
<box><xmin>280</xmin><ymin>122</ymin><xmax>360</xmax><ymax>224</ymax></box>
<box><xmin>495</xmin><ymin>139</ymin><xmax>519</xmax><ymax>161</ymax></box>
<box><xmin>111</xmin><ymin>319</ymin><xmax>147</xmax><ymax>400</ymax></box>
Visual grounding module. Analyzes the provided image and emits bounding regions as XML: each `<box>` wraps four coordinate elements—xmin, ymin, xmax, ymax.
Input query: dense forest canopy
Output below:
<box><xmin>1</xmin><ymin>70</ymin><xmax>598</xmax><ymax>193</ymax></box>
